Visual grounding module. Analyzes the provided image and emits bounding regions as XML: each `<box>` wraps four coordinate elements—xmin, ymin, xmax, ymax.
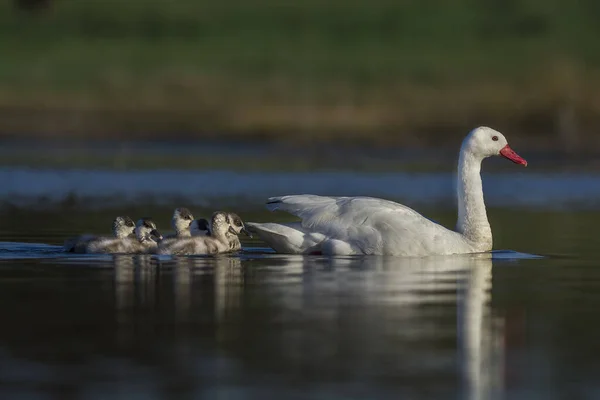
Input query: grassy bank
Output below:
<box><xmin>1</xmin><ymin>0</ymin><xmax>600</xmax><ymax>149</ymax></box>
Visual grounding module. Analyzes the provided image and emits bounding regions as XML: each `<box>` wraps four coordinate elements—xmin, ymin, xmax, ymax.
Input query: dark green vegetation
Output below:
<box><xmin>1</xmin><ymin>0</ymin><xmax>600</xmax><ymax>149</ymax></box>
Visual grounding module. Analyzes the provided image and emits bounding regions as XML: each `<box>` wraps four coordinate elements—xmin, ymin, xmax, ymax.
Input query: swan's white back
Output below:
<box><xmin>250</xmin><ymin>195</ymin><xmax>475</xmax><ymax>256</ymax></box>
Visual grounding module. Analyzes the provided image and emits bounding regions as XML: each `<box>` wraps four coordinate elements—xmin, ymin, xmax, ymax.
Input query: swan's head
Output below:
<box><xmin>172</xmin><ymin>207</ymin><xmax>194</xmax><ymax>234</ymax></box>
<box><xmin>112</xmin><ymin>216</ymin><xmax>136</xmax><ymax>239</ymax></box>
<box><xmin>464</xmin><ymin>126</ymin><xmax>527</xmax><ymax>166</ymax></box>
<box><xmin>190</xmin><ymin>218</ymin><xmax>210</xmax><ymax>236</ymax></box>
<box><xmin>135</xmin><ymin>217</ymin><xmax>163</xmax><ymax>243</ymax></box>
<box><xmin>226</xmin><ymin>212</ymin><xmax>252</xmax><ymax>238</ymax></box>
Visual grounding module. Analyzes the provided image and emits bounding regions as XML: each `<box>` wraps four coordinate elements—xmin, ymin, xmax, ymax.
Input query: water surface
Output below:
<box><xmin>0</xmin><ymin>144</ymin><xmax>599</xmax><ymax>399</ymax></box>
<box><xmin>0</xmin><ymin>219</ymin><xmax>598</xmax><ymax>400</ymax></box>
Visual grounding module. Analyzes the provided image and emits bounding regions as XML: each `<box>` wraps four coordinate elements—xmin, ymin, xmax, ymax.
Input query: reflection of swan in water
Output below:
<box><xmin>109</xmin><ymin>251</ymin><xmax>504</xmax><ymax>398</ymax></box>
<box><xmin>249</xmin><ymin>253</ymin><xmax>502</xmax><ymax>399</ymax></box>
<box><xmin>458</xmin><ymin>255</ymin><xmax>504</xmax><ymax>400</ymax></box>
<box><xmin>340</xmin><ymin>254</ymin><xmax>500</xmax><ymax>399</ymax></box>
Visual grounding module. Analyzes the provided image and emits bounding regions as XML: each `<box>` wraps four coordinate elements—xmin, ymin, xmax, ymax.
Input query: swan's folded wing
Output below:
<box><xmin>266</xmin><ymin>195</ymin><xmax>424</xmax><ymax>230</ymax></box>
<box><xmin>265</xmin><ymin>195</ymin><xmax>459</xmax><ymax>255</ymax></box>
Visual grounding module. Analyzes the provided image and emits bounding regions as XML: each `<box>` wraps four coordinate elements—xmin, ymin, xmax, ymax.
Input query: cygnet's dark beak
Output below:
<box><xmin>150</xmin><ymin>229</ymin><xmax>163</xmax><ymax>242</ymax></box>
<box><xmin>241</xmin><ymin>225</ymin><xmax>253</xmax><ymax>238</ymax></box>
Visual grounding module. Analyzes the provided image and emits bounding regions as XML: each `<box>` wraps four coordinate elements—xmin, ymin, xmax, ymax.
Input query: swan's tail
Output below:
<box><xmin>246</xmin><ymin>222</ymin><xmax>323</xmax><ymax>254</ymax></box>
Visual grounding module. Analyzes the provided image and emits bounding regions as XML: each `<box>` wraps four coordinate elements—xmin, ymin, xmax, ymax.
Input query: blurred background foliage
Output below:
<box><xmin>1</xmin><ymin>0</ymin><xmax>599</xmax><ymax>150</ymax></box>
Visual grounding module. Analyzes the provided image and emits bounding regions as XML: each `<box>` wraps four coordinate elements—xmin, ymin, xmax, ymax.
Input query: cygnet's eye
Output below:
<box><xmin>492</xmin><ymin>136</ymin><xmax>498</xmax><ymax>141</ymax></box>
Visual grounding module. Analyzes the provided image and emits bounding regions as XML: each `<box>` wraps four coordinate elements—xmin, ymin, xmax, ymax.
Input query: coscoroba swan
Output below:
<box><xmin>246</xmin><ymin>127</ymin><xmax>527</xmax><ymax>256</ymax></box>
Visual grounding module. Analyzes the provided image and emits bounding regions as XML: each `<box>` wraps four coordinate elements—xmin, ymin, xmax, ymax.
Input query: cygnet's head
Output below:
<box><xmin>462</xmin><ymin>126</ymin><xmax>527</xmax><ymax>166</ymax></box>
<box><xmin>135</xmin><ymin>217</ymin><xmax>163</xmax><ymax>243</ymax></box>
<box><xmin>226</xmin><ymin>212</ymin><xmax>252</xmax><ymax>237</ymax></box>
<box><xmin>172</xmin><ymin>207</ymin><xmax>194</xmax><ymax>234</ymax></box>
<box><xmin>112</xmin><ymin>216</ymin><xmax>136</xmax><ymax>238</ymax></box>
<box><xmin>190</xmin><ymin>218</ymin><xmax>210</xmax><ymax>235</ymax></box>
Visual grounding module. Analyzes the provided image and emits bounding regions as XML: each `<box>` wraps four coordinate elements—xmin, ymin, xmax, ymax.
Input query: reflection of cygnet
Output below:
<box><xmin>64</xmin><ymin>216</ymin><xmax>136</xmax><ymax>253</ymax></box>
<box><xmin>158</xmin><ymin>211</ymin><xmax>243</xmax><ymax>255</ymax></box>
<box><xmin>86</xmin><ymin>217</ymin><xmax>162</xmax><ymax>254</ymax></box>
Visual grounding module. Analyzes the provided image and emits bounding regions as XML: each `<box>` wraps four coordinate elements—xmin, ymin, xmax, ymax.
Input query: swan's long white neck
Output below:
<box><xmin>456</xmin><ymin>148</ymin><xmax>492</xmax><ymax>251</ymax></box>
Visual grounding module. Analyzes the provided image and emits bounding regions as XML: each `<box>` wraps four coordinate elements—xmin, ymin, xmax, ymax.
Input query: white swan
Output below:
<box><xmin>158</xmin><ymin>211</ymin><xmax>246</xmax><ymax>255</ymax></box>
<box><xmin>246</xmin><ymin>127</ymin><xmax>527</xmax><ymax>256</ymax></box>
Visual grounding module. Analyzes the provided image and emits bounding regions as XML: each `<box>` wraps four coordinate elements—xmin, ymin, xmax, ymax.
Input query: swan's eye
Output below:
<box><xmin>492</xmin><ymin>136</ymin><xmax>498</xmax><ymax>141</ymax></box>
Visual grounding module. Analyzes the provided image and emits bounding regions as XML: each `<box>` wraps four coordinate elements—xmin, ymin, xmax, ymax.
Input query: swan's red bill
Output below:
<box><xmin>499</xmin><ymin>145</ymin><xmax>527</xmax><ymax>166</ymax></box>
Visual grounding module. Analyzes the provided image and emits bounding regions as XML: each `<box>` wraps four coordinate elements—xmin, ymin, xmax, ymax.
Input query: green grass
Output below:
<box><xmin>1</xmin><ymin>0</ymin><xmax>600</xmax><ymax>147</ymax></box>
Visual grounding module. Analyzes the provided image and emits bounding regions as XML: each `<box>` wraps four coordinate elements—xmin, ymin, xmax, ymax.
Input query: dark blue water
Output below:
<box><xmin>0</xmin><ymin>242</ymin><xmax>595</xmax><ymax>400</ymax></box>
